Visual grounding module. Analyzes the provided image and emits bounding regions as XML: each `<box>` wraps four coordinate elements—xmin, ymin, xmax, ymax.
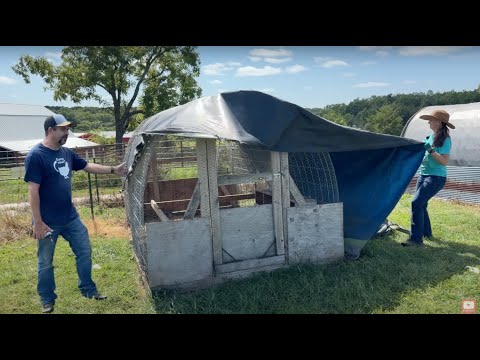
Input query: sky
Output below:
<box><xmin>1</xmin><ymin>46</ymin><xmax>480</xmax><ymax>109</ymax></box>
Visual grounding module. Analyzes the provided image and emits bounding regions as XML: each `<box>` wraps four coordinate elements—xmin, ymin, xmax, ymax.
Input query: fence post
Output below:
<box><xmin>85</xmin><ymin>150</ymin><xmax>95</xmax><ymax>220</ymax></box>
<box><xmin>180</xmin><ymin>140</ymin><xmax>184</xmax><ymax>167</ymax></box>
<box><xmin>92</xmin><ymin>147</ymin><xmax>100</xmax><ymax>205</ymax></box>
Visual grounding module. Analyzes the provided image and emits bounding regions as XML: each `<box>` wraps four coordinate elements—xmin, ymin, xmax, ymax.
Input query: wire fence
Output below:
<box><xmin>0</xmin><ymin>144</ymin><xmax>128</xmax><ymax>218</ymax></box>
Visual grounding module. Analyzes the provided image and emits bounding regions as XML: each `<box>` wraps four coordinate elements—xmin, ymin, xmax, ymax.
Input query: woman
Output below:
<box><xmin>402</xmin><ymin>109</ymin><xmax>455</xmax><ymax>247</ymax></box>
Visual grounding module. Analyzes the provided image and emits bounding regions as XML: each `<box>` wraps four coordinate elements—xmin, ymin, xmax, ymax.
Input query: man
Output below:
<box><xmin>24</xmin><ymin>114</ymin><xmax>127</xmax><ymax>313</ymax></box>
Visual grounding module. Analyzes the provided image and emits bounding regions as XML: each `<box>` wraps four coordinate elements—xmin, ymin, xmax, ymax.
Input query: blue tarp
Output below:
<box><xmin>128</xmin><ymin>90</ymin><xmax>424</xmax><ymax>256</ymax></box>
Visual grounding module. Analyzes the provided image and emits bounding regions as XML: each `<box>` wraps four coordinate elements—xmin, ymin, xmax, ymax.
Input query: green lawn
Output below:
<box><xmin>1</xmin><ymin>194</ymin><xmax>479</xmax><ymax>314</ymax></box>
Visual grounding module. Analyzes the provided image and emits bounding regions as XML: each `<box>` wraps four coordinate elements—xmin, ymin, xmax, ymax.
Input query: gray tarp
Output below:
<box><xmin>126</xmin><ymin>90</ymin><xmax>425</xmax><ymax>257</ymax></box>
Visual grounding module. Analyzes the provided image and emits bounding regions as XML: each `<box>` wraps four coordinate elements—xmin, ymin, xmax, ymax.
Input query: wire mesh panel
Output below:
<box><xmin>288</xmin><ymin>152</ymin><xmax>339</xmax><ymax>204</ymax></box>
<box><xmin>217</xmin><ymin>142</ymin><xmax>273</xmax><ymax>208</ymax></box>
<box><xmin>144</xmin><ymin>138</ymin><xmax>199</xmax><ymax>222</ymax></box>
<box><xmin>124</xmin><ymin>135</ymin><xmax>156</xmax><ymax>273</ymax></box>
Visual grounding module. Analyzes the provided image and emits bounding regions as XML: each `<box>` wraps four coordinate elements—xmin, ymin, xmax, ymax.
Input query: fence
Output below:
<box><xmin>0</xmin><ymin>144</ymin><xmax>128</xmax><ymax>218</ymax></box>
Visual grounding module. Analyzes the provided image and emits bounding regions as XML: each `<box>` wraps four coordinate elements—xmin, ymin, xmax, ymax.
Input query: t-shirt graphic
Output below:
<box><xmin>54</xmin><ymin>158</ymin><xmax>70</xmax><ymax>179</ymax></box>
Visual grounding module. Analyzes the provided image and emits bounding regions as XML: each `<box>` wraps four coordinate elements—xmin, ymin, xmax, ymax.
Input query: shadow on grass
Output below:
<box><xmin>151</xmin><ymin>233</ymin><xmax>480</xmax><ymax>314</ymax></box>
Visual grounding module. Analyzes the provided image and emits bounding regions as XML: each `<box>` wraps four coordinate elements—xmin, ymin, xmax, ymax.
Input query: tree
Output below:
<box><xmin>321</xmin><ymin>109</ymin><xmax>348</xmax><ymax>126</ymax></box>
<box><xmin>365</xmin><ymin>104</ymin><xmax>404</xmax><ymax>136</ymax></box>
<box><xmin>12</xmin><ymin>46</ymin><xmax>202</xmax><ymax>144</ymax></box>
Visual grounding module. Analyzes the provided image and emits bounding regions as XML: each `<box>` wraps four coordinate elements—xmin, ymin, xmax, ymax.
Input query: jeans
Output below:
<box><xmin>37</xmin><ymin>217</ymin><xmax>98</xmax><ymax>305</ymax></box>
<box><xmin>410</xmin><ymin>175</ymin><xmax>446</xmax><ymax>244</ymax></box>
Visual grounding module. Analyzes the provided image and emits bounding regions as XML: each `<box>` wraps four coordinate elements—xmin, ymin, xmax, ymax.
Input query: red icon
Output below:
<box><xmin>462</xmin><ymin>300</ymin><xmax>476</xmax><ymax>314</ymax></box>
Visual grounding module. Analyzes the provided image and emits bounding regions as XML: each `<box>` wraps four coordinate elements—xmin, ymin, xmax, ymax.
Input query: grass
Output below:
<box><xmin>1</xmin><ymin>194</ymin><xmax>479</xmax><ymax>314</ymax></box>
<box><xmin>152</xmin><ymin>194</ymin><xmax>480</xmax><ymax>314</ymax></box>
<box><xmin>0</xmin><ymin>205</ymin><xmax>156</xmax><ymax>314</ymax></box>
<box><xmin>0</xmin><ymin>175</ymin><xmax>122</xmax><ymax>204</ymax></box>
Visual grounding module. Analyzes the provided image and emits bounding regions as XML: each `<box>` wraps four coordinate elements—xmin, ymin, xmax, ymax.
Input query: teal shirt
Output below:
<box><xmin>420</xmin><ymin>133</ymin><xmax>451</xmax><ymax>177</ymax></box>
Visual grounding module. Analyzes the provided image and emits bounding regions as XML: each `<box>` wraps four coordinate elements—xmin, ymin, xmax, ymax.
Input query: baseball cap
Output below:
<box><xmin>44</xmin><ymin>114</ymin><xmax>77</xmax><ymax>131</ymax></box>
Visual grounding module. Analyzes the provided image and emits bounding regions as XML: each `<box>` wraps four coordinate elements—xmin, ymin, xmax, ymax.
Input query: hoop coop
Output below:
<box><xmin>124</xmin><ymin>90</ymin><xmax>424</xmax><ymax>290</ymax></box>
<box><xmin>124</xmin><ymin>134</ymin><xmax>343</xmax><ymax>290</ymax></box>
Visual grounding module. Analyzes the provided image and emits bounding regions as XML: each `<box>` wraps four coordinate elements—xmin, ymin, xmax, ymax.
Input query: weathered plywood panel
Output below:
<box><xmin>220</xmin><ymin>204</ymin><xmax>276</xmax><ymax>263</ymax></box>
<box><xmin>287</xmin><ymin>203</ymin><xmax>344</xmax><ymax>264</ymax></box>
<box><xmin>216</xmin><ymin>255</ymin><xmax>284</xmax><ymax>274</ymax></box>
<box><xmin>146</xmin><ymin>218</ymin><xmax>212</xmax><ymax>287</ymax></box>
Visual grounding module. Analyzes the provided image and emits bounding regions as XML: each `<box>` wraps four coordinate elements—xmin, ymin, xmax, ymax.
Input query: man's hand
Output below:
<box><xmin>33</xmin><ymin>221</ymin><xmax>53</xmax><ymax>240</ymax></box>
<box><xmin>114</xmin><ymin>162</ymin><xmax>127</xmax><ymax>176</ymax></box>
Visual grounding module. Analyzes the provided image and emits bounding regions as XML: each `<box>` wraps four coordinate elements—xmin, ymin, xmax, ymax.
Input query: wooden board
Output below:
<box><xmin>287</xmin><ymin>203</ymin><xmax>344</xmax><ymax>264</ymax></box>
<box><xmin>220</xmin><ymin>204</ymin><xmax>276</xmax><ymax>263</ymax></box>
<box><xmin>146</xmin><ymin>218</ymin><xmax>212</xmax><ymax>287</ymax></box>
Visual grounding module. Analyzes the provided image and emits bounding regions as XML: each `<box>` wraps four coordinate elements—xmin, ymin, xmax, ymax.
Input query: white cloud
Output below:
<box><xmin>360</xmin><ymin>61</ymin><xmax>376</xmax><ymax>66</ymax></box>
<box><xmin>203</xmin><ymin>63</ymin><xmax>237</xmax><ymax>76</ymax></box>
<box><xmin>342</xmin><ymin>72</ymin><xmax>356</xmax><ymax>78</ymax></box>
<box><xmin>264</xmin><ymin>57</ymin><xmax>292</xmax><ymax>64</ymax></box>
<box><xmin>285</xmin><ymin>65</ymin><xmax>307</xmax><ymax>74</ymax></box>
<box><xmin>353</xmin><ymin>82</ymin><xmax>389</xmax><ymax>88</ymax></box>
<box><xmin>313</xmin><ymin>57</ymin><xmax>330</xmax><ymax>62</ymax></box>
<box><xmin>235</xmin><ymin>66</ymin><xmax>282</xmax><ymax>77</ymax></box>
<box><xmin>402</xmin><ymin>80</ymin><xmax>417</xmax><ymax>84</ymax></box>
<box><xmin>0</xmin><ymin>76</ymin><xmax>16</xmax><ymax>85</ymax></box>
<box><xmin>249</xmin><ymin>48</ymin><xmax>292</xmax><ymax>57</ymax></box>
<box><xmin>249</xmin><ymin>48</ymin><xmax>293</xmax><ymax>64</ymax></box>
<box><xmin>210</xmin><ymin>80</ymin><xmax>222</xmax><ymax>85</ymax></box>
<box><xmin>358</xmin><ymin>46</ymin><xmax>393</xmax><ymax>52</ymax></box>
<box><xmin>320</xmin><ymin>60</ymin><xmax>349</xmax><ymax>68</ymax></box>
<box><xmin>358</xmin><ymin>46</ymin><xmax>378</xmax><ymax>51</ymax></box>
<box><xmin>376</xmin><ymin>50</ymin><xmax>389</xmax><ymax>57</ymax></box>
<box><xmin>44</xmin><ymin>51</ymin><xmax>62</xmax><ymax>59</ymax></box>
<box><xmin>226</xmin><ymin>61</ymin><xmax>242</xmax><ymax>67</ymax></box>
<box><xmin>399</xmin><ymin>46</ymin><xmax>468</xmax><ymax>56</ymax></box>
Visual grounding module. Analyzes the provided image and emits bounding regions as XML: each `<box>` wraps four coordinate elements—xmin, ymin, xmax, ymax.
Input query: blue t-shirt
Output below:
<box><xmin>24</xmin><ymin>143</ymin><xmax>87</xmax><ymax>226</ymax></box>
<box><xmin>420</xmin><ymin>133</ymin><xmax>451</xmax><ymax>177</ymax></box>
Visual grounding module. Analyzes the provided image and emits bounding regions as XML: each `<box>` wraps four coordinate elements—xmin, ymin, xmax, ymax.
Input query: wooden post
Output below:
<box><xmin>196</xmin><ymin>139</ymin><xmax>209</xmax><ymax>218</ymax></box>
<box><xmin>150</xmin><ymin>200</ymin><xmax>170</xmax><ymax>222</ymax></box>
<box><xmin>150</xmin><ymin>147</ymin><xmax>160</xmax><ymax>202</ymax></box>
<box><xmin>280</xmin><ymin>152</ymin><xmax>290</xmax><ymax>258</ymax></box>
<box><xmin>271</xmin><ymin>152</ymin><xmax>284</xmax><ymax>255</ymax></box>
<box><xmin>206</xmin><ymin>139</ymin><xmax>222</xmax><ymax>266</ymax></box>
<box><xmin>196</xmin><ymin>139</ymin><xmax>222</xmax><ymax>267</ymax></box>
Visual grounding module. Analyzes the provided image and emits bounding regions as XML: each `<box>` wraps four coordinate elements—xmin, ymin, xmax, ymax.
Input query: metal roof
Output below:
<box><xmin>0</xmin><ymin>103</ymin><xmax>55</xmax><ymax>116</ymax></box>
<box><xmin>402</xmin><ymin>102</ymin><xmax>480</xmax><ymax>167</ymax></box>
<box><xmin>0</xmin><ymin>103</ymin><xmax>55</xmax><ymax>142</ymax></box>
<box><xmin>0</xmin><ymin>103</ymin><xmax>98</xmax><ymax>152</ymax></box>
<box><xmin>0</xmin><ymin>137</ymin><xmax>99</xmax><ymax>154</ymax></box>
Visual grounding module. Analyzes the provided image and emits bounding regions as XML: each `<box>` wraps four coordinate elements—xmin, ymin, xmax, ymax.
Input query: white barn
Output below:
<box><xmin>0</xmin><ymin>103</ymin><xmax>97</xmax><ymax>159</ymax></box>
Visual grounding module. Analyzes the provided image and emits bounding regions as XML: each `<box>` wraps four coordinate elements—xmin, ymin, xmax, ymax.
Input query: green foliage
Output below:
<box><xmin>12</xmin><ymin>46</ymin><xmax>202</xmax><ymax>142</ymax></box>
<box><xmin>46</xmin><ymin>106</ymin><xmax>116</xmax><ymax>131</ymax></box>
<box><xmin>315</xmin><ymin>108</ymin><xmax>348</xmax><ymax>125</ymax></box>
<box><xmin>365</xmin><ymin>104</ymin><xmax>404</xmax><ymax>135</ymax></box>
<box><xmin>88</xmin><ymin>133</ymin><xmax>116</xmax><ymax>145</ymax></box>
<box><xmin>307</xmin><ymin>88</ymin><xmax>480</xmax><ymax>131</ymax></box>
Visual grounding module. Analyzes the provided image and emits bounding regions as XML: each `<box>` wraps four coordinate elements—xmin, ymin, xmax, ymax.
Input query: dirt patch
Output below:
<box><xmin>0</xmin><ymin>210</ymin><xmax>33</xmax><ymax>244</ymax></box>
<box><xmin>83</xmin><ymin>218</ymin><xmax>131</xmax><ymax>239</ymax></box>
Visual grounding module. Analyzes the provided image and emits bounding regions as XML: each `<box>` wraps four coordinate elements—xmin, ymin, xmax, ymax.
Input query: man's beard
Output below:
<box><xmin>59</xmin><ymin>136</ymin><xmax>68</xmax><ymax>145</ymax></box>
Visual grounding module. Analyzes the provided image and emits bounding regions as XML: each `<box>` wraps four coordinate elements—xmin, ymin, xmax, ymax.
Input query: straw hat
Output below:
<box><xmin>419</xmin><ymin>109</ymin><xmax>455</xmax><ymax>129</ymax></box>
